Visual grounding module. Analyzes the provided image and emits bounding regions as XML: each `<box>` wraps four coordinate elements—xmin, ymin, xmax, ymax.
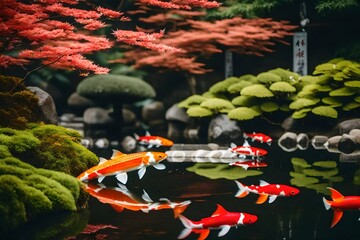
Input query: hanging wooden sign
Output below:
<box><xmin>225</xmin><ymin>50</ymin><xmax>233</xmax><ymax>78</ymax></box>
<box><xmin>293</xmin><ymin>32</ymin><xmax>308</xmax><ymax>76</ymax></box>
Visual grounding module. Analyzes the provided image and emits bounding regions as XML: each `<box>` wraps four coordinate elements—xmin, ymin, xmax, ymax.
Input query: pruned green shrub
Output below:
<box><xmin>231</xmin><ymin>95</ymin><xmax>255</xmax><ymax>107</ymax></box>
<box><xmin>178</xmin><ymin>94</ymin><xmax>207</xmax><ymax>108</ymax></box>
<box><xmin>329</xmin><ymin>87</ymin><xmax>355</xmax><ymax>96</ymax></box>
<box><xmin>268</xmin><ymin>68</ymin><xmax>299</xmax><ymax>84</ymax></box>
<box><xmin>289</xmin><ymin>98</ymin><xmax>320</xmax><ymax>110</ymax></box>
<box><xmin>187</xmin><ymin>106</ymin><xmax>213</xmax><ymax>117</ymax></box>
<box><xmin>321</xmin><ymin>97</ymin><xmax>343</xmax><ymax>107</ymax></box>
<box><xmin>342</xmin><ymin>102</ymin><xmax>360</xmax><ymax>111</ymax></box>
<box><xmin>228</xmin><ymin>107</ymin><xmax>261</xmax><ymax>121</ymax></box>
<box><xmin>260</xmin><ymin>102</ymin><xmax>279</xmax><ymax>112</ymax></box>
<box><xmin>344</xmin><ymin>80</ymin><xmax>360</xmax><ymax>88</ymax></box>
<box><xmin>209</xmin><ymin>77</ymin><xmax>240</xmax><ymax>94</ymax></box>
<box><xmin>311</xmin><ymin>106</ymin><xmax>338</xmax><ymax>118</ymax></box>
<box><xmin>256</xmin><ymin>72</ymin><xmax>282</xmax><ymax>84</ymax></box>
<box><xmin>227</xmin><ymin>81</ymin><xmax>252</xmax><ymax>94</ymax></box>
<box><xmin>240</xmin><ymin>84</ymin><xmax>274</xmax><ymax>98</ymax></box>
<box><xmin>200</xmin><ymin>98</ymin><xmax>235</xmax><ymax>113</ymax></box>
<box><xmin>269</xmin><ymin>81</ymin><xmax>296</xmax><ymax>93</ymax></box>
<box><xmin>292</xmin><ymin>108</ymin><xmax>312</xmax><ymax>119</ymax></box>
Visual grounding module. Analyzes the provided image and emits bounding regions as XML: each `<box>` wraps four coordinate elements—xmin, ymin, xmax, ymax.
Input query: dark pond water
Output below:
<box><xmin>6</xmin><ymin>143</ymin><xmax>360</xmax><ymax>240</ymax></box>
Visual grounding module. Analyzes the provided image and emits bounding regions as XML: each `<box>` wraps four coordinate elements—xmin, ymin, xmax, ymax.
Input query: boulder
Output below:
<box><xmin>337</xmin><ymin>119</ymin><xmax>360</xmax><ymax>134</ymax></box>
<box><xmin>207</xmin><ymin>114</ymin><xmax>242</xmax><ymax>145</ymax></box>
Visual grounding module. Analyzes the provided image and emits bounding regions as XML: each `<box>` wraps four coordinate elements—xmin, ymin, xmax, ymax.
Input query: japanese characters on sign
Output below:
<box><xmin>293</xmin><ymin>32</ymin><xmax>308</xmax><ymax>76</ymax></box>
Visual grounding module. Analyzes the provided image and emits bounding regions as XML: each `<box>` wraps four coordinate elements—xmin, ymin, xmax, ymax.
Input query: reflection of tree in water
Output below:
<box><xmin>290</xmin><ymin>158</ymin><xmax>344</xmax><ymax>195</ymax></box>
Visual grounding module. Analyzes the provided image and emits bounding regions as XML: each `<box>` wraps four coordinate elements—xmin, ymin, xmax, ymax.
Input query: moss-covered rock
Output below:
<box><xmin>0</xmin><ymin>75</ymin><xmax>42</xmax><ymax>129</ymax></box>
<box><xmin>0</xmin><ymin>157</ymin><xmax>83</xmax><ymax>233</ymax></box>
<box><xmin>0</xmin><ymin>124</ymin><xmax>98</xmax><ymax>176</ymax></box>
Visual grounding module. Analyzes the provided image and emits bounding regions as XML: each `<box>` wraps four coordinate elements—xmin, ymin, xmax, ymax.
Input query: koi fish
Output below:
<box><xmin>228</xmin><ymin>141</ymin><xmax>268</xmax><ymax>159</ymax></box>
<box><xmin>235</xmin><ymin>180</ymin><xmax>299</xmax><ymax>204</ymax></box>
<box><xmin>323</xmin><ymin>187</ymin><xmax>360</xmax><ymax>228</ymax></box>
<box><xmin>229</xmin><ymin>160</ymin><xmax>268</xmax><ymax>170</ymax></box>
<box><xmin>84</xmin><ymin>182</ymin><xmax>191</xmax><ymax>217</ymax></box>
<box><xmin>134</xmin><ymin>131</ymin><xmax>174</xmax><ymax>148</ymax></box>
<box><xmin>244</xmin><ymin>132</ymin><xmax>272</xmax><ymax>145</ymax></box>
<box><xmin>178</xmin><ymin>204</ymin><xmax>257</xmax><ymax>240</ymax></box>
<box><xmin>77</xmin><ymin>150</ymin><xmax>167</xmax><ymax>184</ymax></box>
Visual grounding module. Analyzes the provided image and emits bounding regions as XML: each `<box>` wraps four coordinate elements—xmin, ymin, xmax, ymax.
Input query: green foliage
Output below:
<box><xmin>311</xmin><ymin>106</ymin><xmax>338</xmax><ymax>118</ymax></box>
<box><xmin>342</xmin><ymin>102</ymin><xmax>360</xmax><ymax>111</ymax></box>
<box><xmin>260</xmin><ymin>101</ymin><xmax>279</xmax><ymax>112</ymax></box>
<box><xmin>186</xmin><ymin>106</ymin><xmax>214</xmax><ymax>117</ymax></box>
<box><xmin>240</xmin><ymin>84</ymin><xmax>274</xmax><ymax>98</ymax></box>
<box><xmin>269</xmin><ymin>68</ymin><xmax>300</xmax><ymax>84</ymax></box>
<box><xmin>0</xmin><ymin>124</ymin><xmax>98</xmax><ymax>177</ymax></box>
<box><xmin>0</xmin><ymin>75</ymin><xmax>42</xmax><ymax>129</ymax></box>
<box><xmin>289</xmin><ymin>98</ymin><xmax>320</xmax><ymax>110</ymax></box>
<box><xmin>231</xmin><ymin>95</ymin><xmax>255</xmax><ymax>107</ymax></box>
<box><xmin>228</xmin><ymin>107</ymin><xmax>261</xmax><ymax>121</ymax></box>
<box><xmin>209</xmin><ymin>77</ymin><xmax>240</xmax><ymax>94</ymax></box>
<box><xmin>316</xmin><ymin>0</ymin><xmax>360</xmax><ymax>13</ymax></box>
<box><xmin>77</xmin><ymin>74</ymin><xmax>156</xmax><ymax>102</ymax></box>
<box><xmin>0</xmin><ymin>157</ymin><xmax>82</xmax><ymax>233</ymax></box>
<box><xmin>178</xmin><ymin>94</ymin><xmax>207</xmax><ymax>108</ymax></box>
<box><xmin>329</xmin><ymin>87</ymin><xmax>356</xmax><ymax>96</ymax></box>
<box><xmin>312</xmin><ymin>161</ymin><xmax>337</xmax><ymax>168</ymax></box>
<box><xmin>344</xmin><ymin>80</ymin><xmax>360</xmax><ymax>88</ymax></box>
<box><xmin>256</xmin><ymin>72</ymin><xmax>282</xmax><ymax>85</ymax></box>
<box><xmin>269</xmin><ymin>81</ymin><xmax>296</xmax><ymax>92</ymax></box>
<box><xmin>200</xmin><ymin>98</ymin><xmax>235</xmax><ymax>113</ymax></box>
<box><xmin>227</xmin><ymin>81</ymin><xmax>252</xmax><ymax>94</ymax></box>
<box><xmin>291</xmin><ymin>108</ymin><xmax>311</xmax><ymax>119</ymax></box>
<box><xmin>321</xmin><ymin>97</ymin><xmax>343</xmax><ymax>107</ymax></box>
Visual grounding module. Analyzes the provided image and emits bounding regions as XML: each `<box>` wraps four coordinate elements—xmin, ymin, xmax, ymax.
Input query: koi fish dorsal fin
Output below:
<box><xmin>111</xmin><ymin>149</ymin><xmax>125</xmax><ymax>159</ymax></box>
<box><xmin>243</xmin><ymin>140</ymin><xmax>250</xmax><ymax>147</ymax></box>
<box><xmin>145</xmin><ymin>131</ymin><xmax>151</xmax><ymax>136</ymax></box>
<box><xmin>256</xmin><ymin>194</ymin><xmax>269</xmax><ymax>204</ymax></box>
<box><xmin>259</xmin><ymin>180</ymin><xmax>269</xmax><ymax>186</ymax></box>
<box><xmin>211</xmin><ymin>204</ymin><xmax>228</xmax><ymax>217</ymax></box>
<box><xmin>327</xmin><ymin>187</ymin><xmax>344</xmax><ymax>201</ymax></box>
<box><xmin>230</xmin><ymin>142</ymin><xmax>237</xmax><ymax>148</ymax></box>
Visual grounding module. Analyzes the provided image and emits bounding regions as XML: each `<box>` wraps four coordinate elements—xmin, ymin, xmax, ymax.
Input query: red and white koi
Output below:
<box><xmin>228</xmin><ymin>141</ymin><xmax>268</xmax><ymax>159</ymax></box>
<box><xmin>244</xmin><ymin>132</ymin><xmax>272</xmax><ymax>145</ymax></box>
<box><xmin>178</xmin><ymin>204</ymin><xmax>257</xmax><ymax>240</ymax></box>
<box><xmin>84</xmin><ymin>182</ymin><xmax>191</xmax><ymax>217</ymax></box>
<box><xmin>134</xmin><ymin>131</ymin><xmax>174</xmax><ymax>148</ymax></box>
<box><xmin>235</xmin><ymin>180</ymin><xmax>300</xmax><ymax>204</ymax></box>
<box><xmin>323</xmin><ymin>187</ymin><xmax>360</xmax><ymax>228</ymax></box>
<box><xmin>77</xmin><ymin>150</ymin><xmax>167</xmax><ymax>184</ymax></box>
<box><xmin>229</xmin><ymin>160</ymin><xmax>268</xmax><ymax>170</ymax></box>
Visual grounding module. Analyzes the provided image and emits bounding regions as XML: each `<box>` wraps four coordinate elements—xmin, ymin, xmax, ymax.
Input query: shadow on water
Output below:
<box><xmin>7</xmin><ymin>144</ymin><xmax>360</xmax><ymax>240</ymax></box>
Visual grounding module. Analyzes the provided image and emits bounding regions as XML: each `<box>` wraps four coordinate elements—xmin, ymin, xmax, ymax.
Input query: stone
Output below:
<box><xmin>122</xmin><ymin>108</ymin><xmax>137</xmax><ymax>125</ymax></box>
<box><xmin>324</xmin><ymin>136</ymin><xmax>342</xmax><ymax>153</ymax></box>
<box><xmin>83</xmin><ymin>107</ymin><xmax>114</xmax><ymax>125</ymax></box>
<box><xmin>337</xmin><ymin>119</ymin><xmax>360</xmax><ymax>134</ymax></box>
<box><xmin>338</xmin><ymin>133</ymin><xmax>360</xmax><ymax>154</ymax></box>
<box><xmin>67</xmin><ymin>92</ymin><xmax>96</xmax><ymax>114</ymax></box>
<box><xmin>297</xmin><ymin>133</ymin><xmax>309</xmax><ymax>150</ymax></box>
<box><xmin>165</xmin><ymin>104</ymin><xmax>190</xmax><ymax>123</ymax></box>
<box><xmin>120</xmin><ymin>135</ymin><xmax>137</xmax><ymax>153</ymax></box>
<box><xmin>207</xmin><ymin>114</ymin><xmax>242</xmax><ymax>145</ymax></box>
<box><xmin>27</xmin><ymin>86</ymin><xmax>58</xmax><ymax>125</ymax></box>
<box><xmin>278</xmin><ymin>132</ymin><xmax>298</xmax><ymax>152</ymax></box>
<box><xmin>311</xmin><ymin>135</ymin><xmax>328</xmax><ymax>149</ymax></box>
<box><xmin>141</xmin><ymin>101</ymin><xmax>165</xmax><ymax>126</ymax></box>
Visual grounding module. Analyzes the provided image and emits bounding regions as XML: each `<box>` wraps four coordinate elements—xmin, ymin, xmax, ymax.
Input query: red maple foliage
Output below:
<box><xmin>116</xmin><ymin>10</ymin><xmax>298</xmax><ymax>75</ymax></box>
<box><xmin>0</xmin><ymin>0</ymin><xmax>219</xmax><ymax>75</ymax></box>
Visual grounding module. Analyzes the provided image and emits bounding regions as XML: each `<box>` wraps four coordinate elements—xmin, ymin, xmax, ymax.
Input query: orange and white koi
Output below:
<box><xmin>84</xmin><ymin>182</ymin><xmax>191</xmax><ymax>217</ymax></box>
<box><xmin>323</xmin><ymin>187</ymin><xmax>360</xmax><ymax>228</ymax></box>
<box><xmin>229</xmin><ymin>160</ymin><xmax>268</xmax><ymax>170</ymax></box>
<box><xmin>244</xmin><ymin>132</ymin><xmax>272</xmax><ymax>145</ymax></box>
<box><xmin>178</xmin><ymin>204</ymin><xmax>257</xmax><ymax>240</ymax></box>
<box><xmin>77</xmin><ymin>150</ymin><xmax>167</xmax><ymax>184</ymax></box>
<box><xmin>134</xmin><ymin>131</ymin><xmax>173</xmax><ymax>148</ymax></box>
<box><xmin>235</xmin><ymin>180</ymin><xmax>300</xmax><ymax>204</ymax></box>
<box><xmin>228</xmin><ymin>141</ymin><xmax>268</xmax><ymax>159</ymax></box>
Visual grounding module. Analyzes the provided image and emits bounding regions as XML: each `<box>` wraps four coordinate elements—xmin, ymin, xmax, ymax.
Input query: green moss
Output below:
<box><xmin>178</xmin><ymin>95</ymin><xmax>207</xmax><ymax>108</ymax></box>
<box><xmin>209</xmin><ymin>77</ymin><xmax>241</xmax><ymax>94</ymax></box>
<box><xmin>342</xmin><ymin>102</ymin><xmax>360</xmax><ymax>111</ymax></box>
<box><xmin>228</xmin><ymin>107</ymin><xmax>261</xmax><ymax>121</ymax></box>
<box><xmin>329</xmin><ymin>87</ymin><xmax>355</xmax><ymax>96</ymax></box>
<box><xmin>77</xmin><ymin>74</ymin><xmax>156</xmax><ymax>102</ymax></box>
<box><xmin>227</xmin><ymin>81</ymin><xmax>252</xmax><ymax>94</ymax></box>
<box><xmin>289</xmin><ymin>98</ymin><xmax>319</xmax><ymax>110</ymax></box>
<box><xmin>302</xmin><ymin>84</ymin><xmax>332</xmax><ymax>92</ymax></box>
<box><xmin>279</xmin><ymin>104</ymin><xmax>290</xmax><ymax>112</ymax></box>
<box><xmin>312</xmin><ymin>161</ymin><xmax>337</xmax><ymax>168</ymax></box>
<box><xmin>186</xmin><ymin>106</ymin><xmax>213</xmax><ymax>117</ymax></box>
<box><xmin>321</xmin><ymin>97</ymin><xmax>343</xmax><ymax>107</ymax></box>
<box><xmin>186</xmin><ymin>163</ymin><xmax>262</xmax><ymax>180</ymax></box>
<box><xmin>256</xmin><ymin>72</ymin><xmax>282</xmax><ymax>84</ymax></box>
<box><xmin>231</xmin><ymin>95</ymin><xmax>255</xmax><ymax>107</ymax></box>
<box><xmin>299</xmin><ymin>75</ymin><xmax>330</xmax><ymax>85</ymax></box>
<box><xmin>0</xmin><ymin>75</ymin><xmax>42</xmax><ymax>129</ymax></box>
<box><xmin>311</xmin><ymin>106</ymin><xmax>338</xmax><ymax>118</ymax></box>
<box><xmin>240</xmin><ymin>84</ymin><xmax>274</xmax><ymax>98</ymax></box>
<box><xmin>200</xmin><ymin>98</ymin><xmax>235</xmax><ymax>113</ymax></box>
<box><xmin>344</xmin><ymin>80</ymin><xmax>360</xmax><ymax>88</ymax></box>
<box><xmin>260</xmin><ymin>102</ymin><xmax>279</xmax><ymax>112</ymax></box>
<box><xmin>269</xmin><ymin>81</ymin><xmax>296</xmax><ymax>93</ymax></box>
<box><xmin>0</xmin><ymin>145</ymin><xmax>11</xmax><ymax>158</ymax></box>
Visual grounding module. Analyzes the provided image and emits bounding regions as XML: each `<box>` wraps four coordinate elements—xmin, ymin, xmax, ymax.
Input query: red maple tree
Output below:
<box><xmin>0</xmin><ymin>0</ymin><xmax>219</xmax><ymax>76</ymax></box>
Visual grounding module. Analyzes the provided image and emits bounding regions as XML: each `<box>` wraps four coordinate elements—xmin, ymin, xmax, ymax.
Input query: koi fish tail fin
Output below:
<box><xmin>243</xmin><ymin>133</ymin><xmax>248</xmax><ymax>139</ymax></box>
<box><xmin>322</xmin><ymin>197</ymin><xmax>331</xmax><ymax>210</ymax></box>
<box><xmin>177</xmin><ymin>228</ymin><xmax>192</xmax><ymax>239</ymax></box>
<box><xmin>134</xmin><ymin>133</ymin><xmax>139</xmax><ymax>140</ymax></box>
<box><xmin>173</xmin><ymin>200</ymin><xmax>191</xmax><ymax>218</ymax></box>
<box><xmin>234</xmin><ymin>181</ymin><xmax>249</xmax><ymax>198</ymax></box>
<box><xmin>178</xmin><ymin>214</ymin><xmax>196</xmax><ymax>229</ymax></box>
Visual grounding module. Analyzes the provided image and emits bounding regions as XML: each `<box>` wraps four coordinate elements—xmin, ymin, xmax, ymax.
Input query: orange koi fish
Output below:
<box><xmin>243</xmin><ymin>132</ymin><xmax>272</xmax><ymax>145</ymax></box>
<box><xmin>84</xmin><ymin>182</ymin><xmax>191</xmax><ymax>217</ymax></box>
<box><xmin>77</xmin><ymin>150</ymin><xmax>167</xmax><ymax>184</ymax></box>
<box><xmin>178</xmin><ymin>204</ymin><xmax>257</xmax><ymax>240</ymax></box>
<box><xmin>134</xmin><ymin>131</ymin><xmax>174</xmax><ymax>148</ymax></box>
<box><xmin>235</xmin><ymin>180</ymin><xmax>299</xmax><ymax>204</ymax></box>
<box><xmin>323</xmin><ymin>187</ymin><xmax>360</xmax><ymax>228</ymax></box>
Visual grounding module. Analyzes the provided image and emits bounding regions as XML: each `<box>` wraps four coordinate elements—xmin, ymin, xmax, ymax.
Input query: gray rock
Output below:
<box><xmin>167</xmin><ymin>122</ymin><xmax>186</xmax><ymax>142</ymax></box>
<box><xmin>142</xmin><ymin>101</ymin><xmax>165</xmax><ymax>126</ymax></box>
<box><xmin>27</xmin><ymin>86</ymin><xmax>58</xmax><ymax>125</ymax></box>
<box><xmin>324</xmin><ymin>136</ymin><xmax>342</xmax><ymax>153</ymax></box>
<box><xmin>94</xmin><ymin>138</ymin><xmax>110</xmax><ymax>149</ymax></box>
<box><xmin>278</xmin><ymin>132</ymin><xmax>298</xmax><ymax>152</ymax></box>
<box><xmin>338</xmin><ymin>133</ymin><xmax>360</xmax><ymax>154</ymax></box>
<box><xmin>311</xmin><ymin>135</ymin><xmax>328</xmax><ymax>149</ymax></box>
<box><xmin>207</xmin><ymin>114</ymin><xmax>242</xmax><ymax>145</ymax></box>
<box><xmin>337</xmin><ymin>119</ymin><xmax>360</xmax><ymax>134</ymax></box>
<box><xmin>122</xmin><ymin>108</ymin><xmax>137</xmax><ymax>125</ymax></box>
<box><xmin>120</xmin><ymin>135</ymin><xmax>137</xmax><ymax>153</ymax></box>
<box><xmin>59</xmin><ymin>113</ymin><xmax>76</xmax><ymax>122</ymax></box>
<box><xmin>297</xmin><ymin>133</ymin><xmax>309</xmax><ymax>150</ymax></box>
<box><xmin>83</xmin><ymin>107</ymin><xmax>114</xmax><ymax>125</ymax></box>
<box><xmin>339</xmin><ymin>153</ymin><xmax>360</xmax><ymax>163</ymax></box>
<box><xmin>165</xmin><ymin>104</ymin><xmax>189</xmax><ymax>123</ymax></box>
<box><xmin>67</xmin><ymin>92</ymin><xmax>96</xmax><ymax>110</ymax></box>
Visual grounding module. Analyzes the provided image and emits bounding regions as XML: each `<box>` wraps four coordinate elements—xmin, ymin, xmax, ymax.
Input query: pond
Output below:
<box><xmin>5</xmin><ymin>143</ymin><xmax>360</xmax><ymax>240</ymax></box>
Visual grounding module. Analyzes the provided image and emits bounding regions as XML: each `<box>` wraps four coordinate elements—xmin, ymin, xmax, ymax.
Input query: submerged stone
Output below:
<box><xmin>278</xmin><ymin>132</ymin><xmax>298</xmax><ymax>152</ymax></box>
<box><xmin>311</xmin><ymin>135</ymin><xmax>328</xmax><ymax>149</ymax></box>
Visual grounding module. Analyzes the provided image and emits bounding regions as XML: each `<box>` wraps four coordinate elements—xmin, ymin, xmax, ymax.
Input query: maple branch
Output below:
<box><xmin>23</xmin><ymin>55</ymin><xmax>64</xmax><ymax>82</ymax></box>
